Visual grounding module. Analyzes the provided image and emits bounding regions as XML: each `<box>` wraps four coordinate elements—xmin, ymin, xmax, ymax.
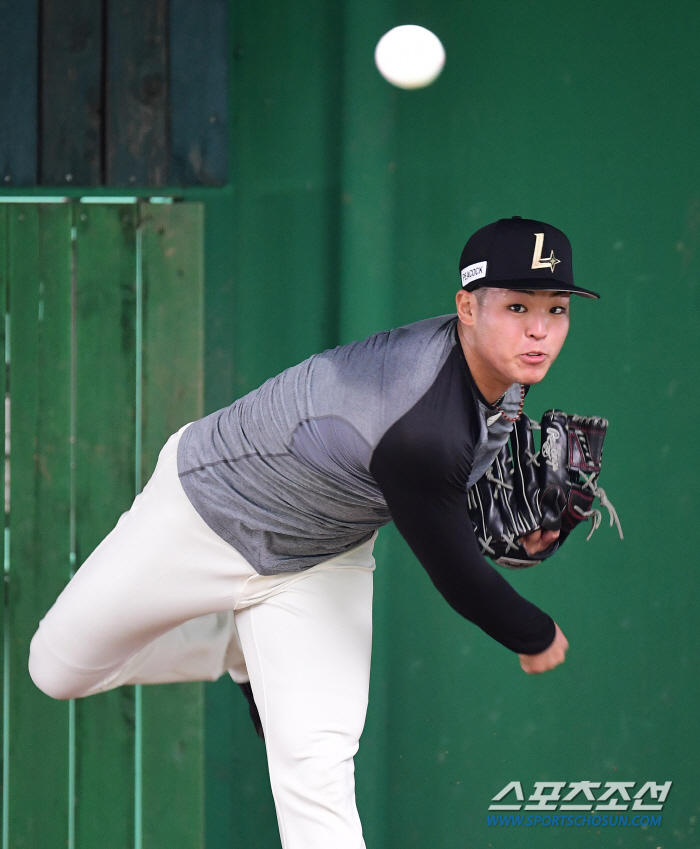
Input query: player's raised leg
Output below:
<box><xmin>28</xmin><ymin>427</ymin><xmax>256</xmax><ymax>700</ymax></box>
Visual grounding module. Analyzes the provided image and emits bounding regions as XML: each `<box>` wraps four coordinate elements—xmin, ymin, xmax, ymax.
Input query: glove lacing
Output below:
<box><xmin>573</xmin><ymin>477</ymin><xmax>624</xmax><ymax>541</ymax></box>
<box><xmin>484</xmin><ymin>467</ymin><xmax>514</xmax><ymax>491</ymax></box>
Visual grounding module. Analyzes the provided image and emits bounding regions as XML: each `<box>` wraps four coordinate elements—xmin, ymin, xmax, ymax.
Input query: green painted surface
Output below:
<box><xmin>1</xmin><ymin>202</ymin><xmax>204</xmax><ymax>848</ymax></box>
<box><xmin>6</xmin><ymin>205</ymin><xmax>72</xmax><ymax>848</ymax></box>
<box><xmin>140</xmin><ymin>204</ymin><xmax>204</xmax><ymax>849</ymax></box>
<box><xmin>73</xmin><ymin>203</ymin><xmax>138</xmax><ymax>849</ymax></box>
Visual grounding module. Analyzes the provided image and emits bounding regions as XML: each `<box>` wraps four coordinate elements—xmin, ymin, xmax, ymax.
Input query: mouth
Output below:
<box><xmin>520</xmin><ymin>352</ymin><xmax>548</xmax><ymax>364</ymax></box>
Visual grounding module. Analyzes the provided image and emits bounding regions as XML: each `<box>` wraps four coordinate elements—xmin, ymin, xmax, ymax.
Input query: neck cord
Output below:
<box><xmin>491</xmin><ymin>383</ymin><xmax>525</xmax><ymax>422</ymax></box>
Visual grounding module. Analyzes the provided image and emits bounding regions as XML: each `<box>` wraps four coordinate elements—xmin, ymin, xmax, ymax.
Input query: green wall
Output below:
<box><xmin>3</xmin><ymin>1</ymin><xmax>698</xmax><ymax>847</ymax></box>
<box><xmin>0</xmin><ymin>202</ymin><xmax>205</xmax><ymax>848</ymax></box>
<box><xmin>202</xmin><ymin>2</ymin><xmax>700</xmax><ymax>847</ymax></box>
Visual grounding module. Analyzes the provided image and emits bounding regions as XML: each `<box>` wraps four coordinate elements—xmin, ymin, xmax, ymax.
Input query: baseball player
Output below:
<box><xmin>29</xmin><ymin>216</ymin><xmax>598</xmax><ymax>849</ymax></box>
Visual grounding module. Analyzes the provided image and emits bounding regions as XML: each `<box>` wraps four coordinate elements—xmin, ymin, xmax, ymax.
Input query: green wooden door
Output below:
<box><xmin>1</xmin><ymin>201</ymin><xmax>204</xmax><ymax>849</ymax></box>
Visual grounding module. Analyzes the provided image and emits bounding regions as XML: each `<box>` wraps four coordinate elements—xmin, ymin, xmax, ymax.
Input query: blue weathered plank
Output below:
<box><xmin>0</xmin><ymin>0</ymin><xmax>38</xmax><ymax>186</ymax></box>
<box><xmin>40</xmin><ymin>0</ymin><xmax>103</xmax><ymax>186</ymax></box>
<box><xmin>106</xmin><ymin>0</ymin><xmax>169</xmax><ymax>187</ymax></box>
<box><xmin>169</xmin><ymin>0</ymin><xmax>228</xmax><ymax>186</ymax></box>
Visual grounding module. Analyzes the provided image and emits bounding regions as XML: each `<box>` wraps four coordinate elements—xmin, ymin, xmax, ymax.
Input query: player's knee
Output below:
<box><xmin>28</xmin><ymin>657</ymin><xmax>76</xmax><ymax>700</ymax></box>
<box><xmin>271</xmin><ymin>727</ymin><xmax>358</xmax><ymax>802</ymax></box>
<box><xmin>306</xmin><ymin>752</ymin><xmax>354</xmax><ymax>799</ymax></box>
<box><xmin>28</xmin><ymin>631</ymin><xmax>92</xmax><ymax>700</ymax></box>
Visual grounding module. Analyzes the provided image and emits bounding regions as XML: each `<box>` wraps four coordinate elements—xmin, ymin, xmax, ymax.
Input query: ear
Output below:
<box><xmin>455</xmin><ymin>289</ymin><xmax>477</xmax><ymax>327</ymax></box>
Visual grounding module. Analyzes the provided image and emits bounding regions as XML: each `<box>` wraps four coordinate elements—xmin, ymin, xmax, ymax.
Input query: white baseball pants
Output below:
<box><xmin>28</xmin><ymin>425</ymin><xmax>376</xmax><ymax>849</ymax></box>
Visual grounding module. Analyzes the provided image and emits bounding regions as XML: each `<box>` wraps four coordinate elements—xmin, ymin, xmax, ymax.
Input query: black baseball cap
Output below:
<box><xmin>459</xmin><ymin>216</ymin><xmax>600</xmax><ymax>299</ymax></box>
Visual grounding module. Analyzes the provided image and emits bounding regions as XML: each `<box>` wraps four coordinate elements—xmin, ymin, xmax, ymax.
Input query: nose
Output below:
<box><xmin>526</xmin><ymin>315</ymin><xmax>547</xmax><ymax>339</ymax></box>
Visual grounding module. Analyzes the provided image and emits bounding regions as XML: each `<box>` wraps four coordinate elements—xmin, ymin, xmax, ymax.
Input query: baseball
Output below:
<box><xmin>374</xmin><ymin>25</ymin><xmax>445</xmax><ymax>90</ymax></box>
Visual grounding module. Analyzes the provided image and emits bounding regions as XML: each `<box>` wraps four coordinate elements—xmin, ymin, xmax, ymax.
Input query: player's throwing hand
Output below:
<box><xmin>518</xmin><ymin>623</ymin><xmax>569</xmax><ymax>674</ymax></box>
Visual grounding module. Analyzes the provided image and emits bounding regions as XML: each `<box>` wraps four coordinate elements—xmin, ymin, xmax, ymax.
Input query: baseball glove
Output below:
<box><xmin>466</xmin><ymin>410</ymin><xmax>623</xmax><ymax>569</ymax></box>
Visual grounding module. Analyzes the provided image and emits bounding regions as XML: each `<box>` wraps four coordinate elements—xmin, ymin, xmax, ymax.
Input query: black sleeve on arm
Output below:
<box><xmin>369</xmin><ymin>355</ymin><xmax>556</xmax><ymax>655</ymax></box>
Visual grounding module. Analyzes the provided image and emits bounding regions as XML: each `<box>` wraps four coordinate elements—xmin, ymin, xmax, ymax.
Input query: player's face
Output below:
<box><xmin>456</xmin><ymin>288</ymin><xmax>570</xmax><ymax>401</ymax></box>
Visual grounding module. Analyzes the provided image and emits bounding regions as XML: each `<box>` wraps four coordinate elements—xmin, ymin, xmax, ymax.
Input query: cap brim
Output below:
<box><xmin>464</xmin><ymin>279</ymin><xmax>600</xmax><ymax>299</ymax></box>
<box><xmin>506</xmin><ymin>283</ymin><xmax>600</xmax><ymax>299</ymax></box>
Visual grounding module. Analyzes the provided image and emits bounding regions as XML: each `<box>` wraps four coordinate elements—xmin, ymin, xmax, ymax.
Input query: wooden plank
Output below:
<box><xmin>7</xmin><ymin>203</ymin><xmax>72</xmax><ymax>845</ymax></box>
<box><xmin>107</xmin><ymin>0</ymin><xmax>169</xmax><ymax>187</ymax></box>
<box><xmin>39</xmin><ymin>0</ymin><xmax>103</xmax><ymax>186</ymax></box>
<box><xmin>0</xmin><ymin>204</ymin><xmax>7</xmax><ymax>841</ymax></box>
<box><xmin>139</xmin><ymin>202</ymin><xmax>204</xmax><ymax>849</ymax></box>
<box><xmin>73</xmin><ymin>203</ymin><xmax>138</xmax><ymax>849</ymax></box>
<box><xmin>142</xmin><ymin>682</ymin><xmax>204</xmax><ymax>848</ymax></box>
<box><xmin>139</xmin><ymin>203</ymin><xmax>204</xmax><ymax>473</ymax></box>
<box><xmin>169</xmin><ymin>0</ymin><xmax>228</xmax><ymax>186</ymax></box>
<box><xmin>0</xmin><ymin>0</ymin><xmax>38</xmax><ymax>185</ymax></box>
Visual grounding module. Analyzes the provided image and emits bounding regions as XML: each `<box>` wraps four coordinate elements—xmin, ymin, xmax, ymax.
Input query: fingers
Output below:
<box><xmin>519</xmin><ymin>529</ymin><xmax>539</xmax><ymax>555</ymax></box>
<box><xmin>539</xmin><ymin>529</ymin><xmax>561</xmax><ymax>549</ymax></box>
<box><xmin>520</xmin><ymin>528</ymin><xmax>561</xmax><ymax>555</ymax></box>
<box><xmin>518</xmin><ymin>623</ymin><xmax>569</xmax><ymax>674</ymax></box>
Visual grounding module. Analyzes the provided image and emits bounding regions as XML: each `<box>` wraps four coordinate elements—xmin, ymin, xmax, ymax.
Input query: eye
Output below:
<box><xmin>508</xmin><ymin>303</ymin><xmax>527</xmax><ymax>313</ymax></box>
<box><xmin>550</xmin><ymin>305</ymin><xmax>568</xmax><ymax>315</ymax></box>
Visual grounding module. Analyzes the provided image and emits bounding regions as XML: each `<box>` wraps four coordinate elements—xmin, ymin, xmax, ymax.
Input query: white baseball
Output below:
<box><xmin>374</xmin><ymin>25</ymin><xmax>445</xmax><ymax>90</ymax></box>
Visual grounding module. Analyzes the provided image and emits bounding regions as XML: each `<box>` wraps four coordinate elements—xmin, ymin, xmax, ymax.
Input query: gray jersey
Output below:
<box><xmin>177</xmin><ymin>315</ymin><xmax>519</xmax><ymax>575</ymax></box>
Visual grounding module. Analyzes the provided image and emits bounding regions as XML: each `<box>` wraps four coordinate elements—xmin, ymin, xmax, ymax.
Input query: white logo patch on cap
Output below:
<box><xmin>461</xmin><ymin>261</ymin><xmax>487</xmax><ymax>287</ymax></box>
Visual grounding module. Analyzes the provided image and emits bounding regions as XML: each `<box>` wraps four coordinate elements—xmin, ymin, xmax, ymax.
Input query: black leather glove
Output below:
<box><xmin>466</xmin><ymin>410</ymin><xmax>623</xmax><ymax>569</ymax></box>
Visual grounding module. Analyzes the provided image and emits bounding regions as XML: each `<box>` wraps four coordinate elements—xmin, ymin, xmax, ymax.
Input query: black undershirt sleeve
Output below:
<box><xmin>369</xmin><ymin>352</ymin><xmax>556</xmax><ymax>655</ymax></box>
<box><xmin>372</xmin><ymin>459</ymin><xmax>555</xmax><ymax>654</ymax></box>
